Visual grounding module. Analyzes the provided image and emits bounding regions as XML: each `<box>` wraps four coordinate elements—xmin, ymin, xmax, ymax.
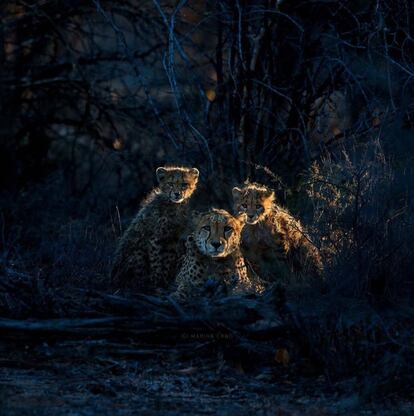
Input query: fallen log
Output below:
<box><xmin>0</xmin><ymin>271</ymin><xmax>292</xmax><ymax>366</ymax></box>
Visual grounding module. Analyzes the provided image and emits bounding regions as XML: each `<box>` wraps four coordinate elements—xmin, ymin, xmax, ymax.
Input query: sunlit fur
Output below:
<box><xmin>156</xmin><ymin>166</ymin><xmax>199</xmax><ymax>203</ymax></box>
<box><xmin>111</xmin><ymin>165</ymin><xmax>199</xmax><ymax>292</ymax></box>
<box><xmin>232</xmin><ymin>182</ymin><xmax>323</xmax><ymax>277</ymax></box>
<box><xmin>173</xmin><ymin>208</ymin><xmax>265</xmax><ymax>301</ymax></box>
<box><xmin>232</xmin><ymin>182</ymin><xmax>274</xmax><ymax>225</ymax></box>
<box><xmin>194</xmin><ymin>209</ymin><xmax>246</xmax><ymax>258</ymax></box>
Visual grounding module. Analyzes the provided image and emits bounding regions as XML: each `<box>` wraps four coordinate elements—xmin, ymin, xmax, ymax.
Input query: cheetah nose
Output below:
<box><xmin>211</xmin><ymin>241</ymin><xmax>221</xmax><ymax>250</ymax></box>
<box><xmin>248</xmin><ymin>214</ymin><xmax>255</xmax><ymax>220</ymax></box>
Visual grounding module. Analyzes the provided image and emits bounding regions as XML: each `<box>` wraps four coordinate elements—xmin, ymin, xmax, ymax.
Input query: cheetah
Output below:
<box><xmin>111</xmin><ymin>166</ymin><xmax>199</xmax><ymax>292</ymax></box>
<box><xmin>232</xmin><ymin>182</ymin><xmax>323</xmax><ymax>280</ymax></box>
<box><xmin>172</xmin><ymin>208</ymin><xmax>265</xmax><ymax>301</ymax></box>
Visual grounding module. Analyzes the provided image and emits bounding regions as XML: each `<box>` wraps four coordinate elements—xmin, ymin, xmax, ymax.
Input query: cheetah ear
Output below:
<box><xmin>156</xmin><ymin>167</ymin><xmax>167</xmax><ymax>183</ymax></box>
<box><xmin>189</xmin><ymin>167</ymin><xmax>199</xmax><ymax>180</ymax></box>
<box><xmin>232</xmin><ymin>187</ymin><xmax>243</xmax><ymax>202</ymax></box>
<box><xmin>264</xmin><ymin>189</ymin><xmax>275</xmax><ymax>200</ymax></box>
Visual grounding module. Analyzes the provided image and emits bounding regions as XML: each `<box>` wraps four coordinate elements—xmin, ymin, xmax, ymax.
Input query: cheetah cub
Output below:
<box><xmin>112</xmin><ymin>166</ymin><xmax>199</xmax><ymax>292</ymax></box>
<box><xmin>173</xmin><ymin>208</ymin><xmax>265</xmax><ymax>301</ymax></box>
<box><xmin>232</xmin><ymin>182</ymin><xmax>323</xmax><ymax>279</ymax></box>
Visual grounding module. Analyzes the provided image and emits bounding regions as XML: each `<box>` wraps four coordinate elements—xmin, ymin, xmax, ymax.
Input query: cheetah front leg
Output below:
<box><xmin>143</xmin><ymin>216</ymin><xmax>171</xmax><ymax>289</ymax></box>
<box><xmin>172</xmin><ymin>246</ymin><xmax>207</xmax><ymax>302</ymax></box>
<box><xmin>225</xmin><ymin>254</ymin><xmax>265</xmax><ymax>295</ymax></box>
<box><xmin>147</xmin><ymin>237</ymin><xmax>170</xmax><ymax>288</ymax></box>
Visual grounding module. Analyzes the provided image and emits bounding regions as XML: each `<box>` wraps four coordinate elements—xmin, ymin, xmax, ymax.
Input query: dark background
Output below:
<box><xmin>1</xmin><ymin>1</ymin><xmax>414</xmax><ymax>414</ymax></box>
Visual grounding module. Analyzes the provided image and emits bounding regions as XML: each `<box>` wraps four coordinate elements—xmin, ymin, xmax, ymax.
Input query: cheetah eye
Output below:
<box><xmin>224</xmin><ymin>226</ymin><xmax>233</xmax><ymax>233</ymax></box>
<box><xmin>241</xmin><ymin>204</ymin><xmax>247</xmax><ymax>209</ymax></box>
<box><xmin>201</xmin><ymin>225</ymin><xmax>210</xmax><ymax>232</ymax></box>
<box><xmin>181</xmin><ymin>183</ymin><xmax>188</xmax><ymax>189</ymax></box>
<box><xmin>166</xmin><ymin>182</ymin><xmax>174</xmax><ymax>187</ymax></box>
<box><xmin>256</xmin><ymin>204</ymin><xmax>262</xmax><ymax>210</ymax></box>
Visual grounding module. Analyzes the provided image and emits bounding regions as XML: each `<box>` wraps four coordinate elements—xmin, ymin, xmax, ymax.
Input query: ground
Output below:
<box><xmin>0</xmin><ymin>277</ymin><xmax>413</xmax><ymax>415</ymax></box>
<box><xmin>0</xmin><ymin>339</ymin><xmax>413</xmax><ymax>415</ymax></box>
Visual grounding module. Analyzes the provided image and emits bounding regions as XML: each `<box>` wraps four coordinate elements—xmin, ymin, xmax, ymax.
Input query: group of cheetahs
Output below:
<box><xmin>111</xmin><ymin>166</ymin><xmax>323</xmax><ymax>301</ymax></box>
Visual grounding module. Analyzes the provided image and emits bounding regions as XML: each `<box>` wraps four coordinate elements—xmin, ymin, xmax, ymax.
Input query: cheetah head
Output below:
<box><xmin>194</xmin><ymin>209</ymin><xmax>246</xmax><ymax>258</ymax></box>
<box><xmin>156</xmin><ymin>166</ymin><xmax>199</xmax><ymax>203</ymax></box>
<box><xmin>232</xmin><ymin>182</ymin><xmax>275</xmax><ymax>225</ymax></box>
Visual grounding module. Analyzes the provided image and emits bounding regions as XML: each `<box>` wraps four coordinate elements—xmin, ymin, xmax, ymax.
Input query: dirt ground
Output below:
<box><xmin>0</xmin><ymin>339</ymin><xmax>413</xmax><ymax>416</ymax></box>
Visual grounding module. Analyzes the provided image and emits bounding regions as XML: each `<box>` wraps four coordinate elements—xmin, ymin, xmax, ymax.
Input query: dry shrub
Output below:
<box><xmin>293</xmin><ymin>139</ymin><xmax>414</xmax><ymax>396</ymax></box>
<box><xmin>305</xmin><ymin>139</ymin><xmax>414</xmax><ymax>301</ymax></box>
<box><xmin>0</xmin><ymin>174</ymin><xmax>115</xmax><ymax>290</ymax></box>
